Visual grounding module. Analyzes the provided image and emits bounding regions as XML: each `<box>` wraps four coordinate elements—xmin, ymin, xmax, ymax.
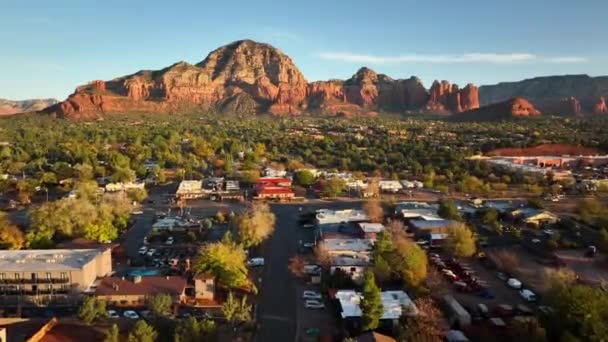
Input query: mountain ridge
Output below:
<box><xmin>44</xmin><ymin>39</ymin><xmax>608</xmax><ymax>119</ymax></box>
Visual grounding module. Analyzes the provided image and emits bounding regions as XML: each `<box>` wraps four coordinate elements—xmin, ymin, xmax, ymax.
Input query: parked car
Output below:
<box><xmin>146</xmin><ymin>248</ymin><xmax>157</xmax><ymax>257</ymax></box>
<box><xmin>304</xmin><ymin>300</ymin><xmax>325</xmax><ymax>309</ymax></box>
<box><xmin>123</xmin><ymin>310</ymin><xmax>140</xmax><ymax>319</ymax></box>
<box><xmin>302</xmin><ymin>224</ymin><xmax>315</xmax><ymax>229</ymax></box>
<box><xmin>477</xmin><ymin>289</ymin><xmax>495</xmax><ymax>299</ymax></box>
<box><xmin>166</xmin><ymin>237</ymin><xmax>174</xmax><ymax>245</ymax></box>
<box><xmin>138</xmin><ymin>246</ymin><xmax>148</xmax><ymax>255</ymax></box>
<box><xmin>301</xmin><ymin>266</ymin><xmax>319</xmax><ymax>276</ymax></box>
<box><xmin>496</xmin><ymin>272</ymin><xmax>508</xmax><ymax>281</ymax></box>
<box><xmin>519</xmin><ymin>289</ymin><xmax>537</xmax><ymax>302</ymax></box>
<box><xmin>107</xmin><ymin>310</ymin><xmax>119</xmax><ymax>318</ymax></box>
<box><xmin>247</xmin><ymin>258</ymin><xmax>265</xmax><ymax>267</ymax></box>
<box><xmin>302</xmin><ymin>291</ymin><xmax>322</xmax><ymax>300</ymax></box>
<box><xmin>477</xmin><ymin>303</ymin><xmax>489</xmax><ymax>318</ymax></box>
<box><xmin>507</xmin><ymin>278</ymin><xmax>522</xmax><ymax>289</ymax></box>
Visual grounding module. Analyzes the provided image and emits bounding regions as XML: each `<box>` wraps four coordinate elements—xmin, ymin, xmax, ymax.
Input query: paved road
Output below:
<box><xmin>257</xmin><ymin>201</ymin><xmax>364</xmax><ymax>342</ymax></box>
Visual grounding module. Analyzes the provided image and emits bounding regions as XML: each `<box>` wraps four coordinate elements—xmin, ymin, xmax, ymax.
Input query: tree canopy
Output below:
<box><xmin>193</xmin><ymin>234</ymin><xmax>250</xmax><ymax>290</ymax></box>
<box><xmin>360</xmin><ymin>270</ymin><xmax>383</xmax><ymax>331</ymax></box>
<box><xmin>445</xmin><ymin>223</ymin><xmax>477</xmax><ymax>257</ymax></box>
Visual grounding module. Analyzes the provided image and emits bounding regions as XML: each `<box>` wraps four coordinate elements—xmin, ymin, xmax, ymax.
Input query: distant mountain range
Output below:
<box><xmin>11</xmin><ymin>39</ymin><xmax>607</xmax><ymax>120</ymax></box>
<box><xmin>0</xmin><ymin>98</ymin><xmax>57</xmax><ymax>115</ymax></box>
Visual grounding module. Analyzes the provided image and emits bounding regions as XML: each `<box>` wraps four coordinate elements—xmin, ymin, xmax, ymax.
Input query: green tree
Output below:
<box><xmin>78</xmin><ymin>296</ymin><xmax>107</xmax><ymax>325</ymax></box>
<box><xmin>528</xmin><ymin>198</ymin><xmax>545</xmax><ymax>210</ymax></box>
<box><xmin>445</xmin><ymin>223</ymin><xmax>477</xmax><ymax>257</ymax></box>
<box><xmin>545</xmin><ymin>283</ymin><xmax>608</xmax><ymax>341</ymax></box>
<box><xmin>294</xmin><ymin>170</ymin><xmax>315</xmax><ymax>187</ymax></box>
<box><xmin>0</xmin><ymin>213</ymin><xmax>24</xmax><ymax>250</ymax></box>
<box><xmin>127</xmin><ymin>188</ymin><xmax>148</xmax><ymax>203</ymax></box>
<box><xmin>398</xmin><ymin>298</ymin><xmax>443</xmax><ymax>342</ymax></box>
<box><xmin>193</xmin><ymin>235</ymin><xmax>249</xmax><ymax>289</ymax></box>
<box><xmin>234</xmin><ymin>202</ymin><xmax>276</xmax><ymax>248</ymax></box>
<box><xmin>321</xmin><ymin>178</ymin><xmax>346</xmax><ymax>198</ymax></box>
<box><xmin>360</xmin><ymin>270</ymin><xmax>383</xmax><ymax>331</ymax></box>
<box><xmin>392</xmin><ymin>236</ymin><xmax>428</xmax><ymax>288</ymax></box>
<box><xmin>146</xmin><ymin>293</ymin><xmax>173</xmax><ymax>317</ymax></box>
<box><xmin>128</xmin><ymin>320</ymin><xmax>158</xmax><ymax>342</ymax></box>
<box><xmin>222</xmin><ymin>292</ymin><xmax>252</xmax><ymax>326</ymax></box>
<box><xmin>103</xmin><ymin>324</ymin><xmax>120</xmax><ymax>342</ymax></box>
<box><xmin>363</xmin><ymin>199</ymin><xmax>384</xmax><ymax>223</ymax></box>
<box><xmin>437</xmin><ymin>199</ymin><xmax>460</xmax><ymax>220</ymax></box>
<box><xmin>174</xmin><ymin>317</ymin><xmax>216</xmax><ymax>342</ymax></box>
<box><xmin>481</xmin><ymin>208</ymin><xmax>499</xmax><ymax>226</ymax></box>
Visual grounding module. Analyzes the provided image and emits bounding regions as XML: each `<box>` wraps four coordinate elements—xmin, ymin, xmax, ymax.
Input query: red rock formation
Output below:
<box><xmin>425</xmin><ymin>81</ymin><xmax>479</xmax><ymax>113</ymax></box>
<box><xmin>594</xmin><ymin>96</ymin><xmax>607</xmax><ymax>114</ymax></box>
<box><xmin>48</xmin><ymin>39</ymin><xmax>481</xmax><ymax>118</ymax></box>
<box><xmin>460</xmin><ymin>84</ymin><xmax>480</xmax><ymax>111</ymax></box>
<box><xmin>561</xmin><ymin>97</ymin><xmax>582</xmax><ymax>116</ymax></box>
<box><xmin>91</xmin><ymin>80</ymin><xmax>106</xmax><ymax>92</ymax></box>
<box><xmin>454</xmin><ymin>97</ymin><xmax>540</xmax><ymax>121</ymax></box>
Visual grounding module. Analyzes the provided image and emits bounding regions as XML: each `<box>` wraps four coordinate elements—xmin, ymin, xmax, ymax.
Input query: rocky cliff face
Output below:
<box><xmin>0</xmin><ymin>98</ymin><xmax>58</xmax><ymax>115</ymax></box>
<box><xmin>424</xmin><ymin>81</ymin><xmax>479</xmax><ymax>113</ymax></box>
<box><xmin>453</xmin><ymin>97</ymin><xmax>541</xmax><ymax>121</ymax></box>
<box><xmin>479</xmin><ymin>75</ymin><xmax>608</xmax><ymax>116</ymax></box>
<box><xmin>49</xmin><ymin>39</ymin><xmax>481</xmax><ymax>118</ymax></box>
<box><xmin>594</xmin><ymin>97</ymin><xmax>607</xmax><ymax>114</ymax></box>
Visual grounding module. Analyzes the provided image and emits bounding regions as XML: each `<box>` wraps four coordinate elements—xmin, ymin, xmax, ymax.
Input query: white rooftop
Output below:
<box><xmin>331</xmin><ymin>255</ymin><xmax>371</xmax><ymax>266</ymax></box>
<box><xmin>0</xmin><ymin>249</ymin><xmax>104</xmax><ymax>272</ymax></box>
<box><xmin>316</xmin><ymin>209</ymin><xmax>368</xmax><ymax>225</ymax></box>
<box><xmin>335</xmin><ymin>289</ymin><xmax>418</xmax><ymax>319</ymax></box>
<box><xmin>358</xmin><ymin>223</ymin><xmax>385</xmax><ymax>233</ymax></box>
<box><xmin>322</xmin><ymin>238</ymin><xmax>374</xmax><ymax>253</ymax></box>
<box><xmin>176</xmin><ymin>180</ymin><xmax>202</xmax><ymax>194</ymax></box>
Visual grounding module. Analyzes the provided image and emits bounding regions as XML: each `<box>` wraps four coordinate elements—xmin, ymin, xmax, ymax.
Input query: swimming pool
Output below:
<box><xmin>128</xmin><ymin>268</ymin><xmax>161</xmax><ymax>277</ymax></box>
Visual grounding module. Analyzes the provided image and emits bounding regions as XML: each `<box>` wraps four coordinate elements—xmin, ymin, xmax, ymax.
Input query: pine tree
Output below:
<box><xmin>360</xmin><ymin>270</ymin><xmax>383</xmax><ymax>331</ymax></box>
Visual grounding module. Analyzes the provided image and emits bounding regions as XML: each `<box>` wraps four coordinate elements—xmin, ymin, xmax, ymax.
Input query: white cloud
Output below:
<box><xmin>318</xmin><ymin>52</ymin><xmax>587</xmax><ymax>64</ymax></box>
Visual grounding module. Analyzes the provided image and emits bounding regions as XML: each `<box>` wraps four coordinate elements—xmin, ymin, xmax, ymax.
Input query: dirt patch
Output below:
<box><xmin>554</xmin><ymin>249</ymin><xmax>608</xmax><ymax>286</ymax></box>
<box><xmin>487</xmin><ymin>144</ymin><xmax>601</xmax><ymax>157</ymax></box>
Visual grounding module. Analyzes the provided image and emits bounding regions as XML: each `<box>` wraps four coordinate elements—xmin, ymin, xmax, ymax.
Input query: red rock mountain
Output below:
<box><xmin>48</xmin><ymin>40</ymin><xmax>480</xmax><ymax>118</ymax></box>
<box><xmin>479</xmin><ymin>75</ymin><xmax>608</xmax><ymax>116</ymax></box>
<box><xmin>453</xmin><ymin>97</ymin><xmax>541</xmax><ymax>121</ymax></box>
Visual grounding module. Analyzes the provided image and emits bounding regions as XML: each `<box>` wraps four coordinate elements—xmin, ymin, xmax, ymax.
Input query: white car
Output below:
<box><xmin>107</xmin><ymin>309</ymin><xmax>119</xmax><ymax>318</ymax></box>
<box><xmin>247</xmin><ymin>258</ymin><xmax>265</xmax><ymax>267</ymax></box>
<box><xmin>507</xmin><ymin>278</ymin><xmax>522</xmax><ymax>289</ymax></box>
<box><xmin>531</xmin><ymin>238</ymin><xmax>541</xmax><ymax>244</ymax></box>
<box><xmin>543</xmin><ymin>229</ymin><xmax>556</xmax><ymax>236</ymax></box>
<box><xmin>143</xmin><ymin>237</ymin><xmax>148</xmax><ymax>245</ymax></box>
<box><xmin>303</xmin><ymin>265</ymin><xmax>322</xmax><ymax>275</ymax></box>
<box><xmin>146</xmin><ymin>248</ymin><xmax>157</xmax><ymax>257</ymax></box>
<box><xmin>520</xmin><ymin>289</ymin><xmax>537</xmax><ymax>302</ymax></box>
<box><xmin>302</xmin><ymin>291</ymin><xmax>322</xmax><ymax>300</ymax></box>
<box><xmin>302</xmin><ymin>224</ymin><xmax>315</xmax><ymax>229</ymax></box>
<box><xmin>166</xmin><ymin>237</ymin><xmax>174</xmax><ymax>245</ymax></box>
<box><xmin>302</xmin><ymin>242</ymin><xmax>315</xmax><ymax>248</ymax></box>
<box><xmin>138</xmin><ymin>246</ymin><xmax>148</xmax><ymax>255</ymax></box>
<box><xmin>304</xmin><ymin>299</ymin><xmax>325</xmax><ymax>309</ymax></box>
<box><xmin>123</xmin><ymin>310</ymin><xmax>140</xmax><ymax>319</ymax></box>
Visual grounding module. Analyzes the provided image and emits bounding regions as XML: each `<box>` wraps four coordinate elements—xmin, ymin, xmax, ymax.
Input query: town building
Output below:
<box><xmin>408</xmin><ymin>219</ymin><xmax>458</xmax><ymax>238</ymax></box>
<box><xmin>379</xmin><ymin>180</ymin><xmax>403</xmax><ymax>193</ymax></box>
<box><xmin>175</xmin><ymin>180</ymin><xmax>205</xmax><ymax>199</ymax></box>
<box><xmin>329</xmin><ymin>255</ymin><xmax>371</xmax><ymax>284</ymax></box>
<box><xmin>254</xmin><ymin>177</ymin><xmax>295</xmax><ymax>200</ymax></box>
<box><xmin>264</xmin><ymin>167</ymin><xmax>287</xmax><ymax>178</ymax></box>
<box><xmin>316</xmin><ymin>209</ymin><xmax>368</xmax><ymax>225</ymax></box>
<box><xmin>334</xmin><ymin>290</ymin><xmax>417</xmax><ymax>322</ymax></box>
<box><xmin>510</xmin><ymin>208</ymin><xmax>559</xmax><ymax>227</ymax></box>
<box><xmin>356</xmin><ymin>223</ymin><xmax>385</xmax><ymax>239</ymax></box>
<box><xmin>0</xmin><ymin>248</ymin><xmax>112</xmax><ymax>306</ymax></box>
<box><xmin>95</xmin><ymin>276</ymin><xmax>187</xmax><ymax>307</ymax></box>
<box><xmin>321</xmin><ymin>238</ymin><xmax>374</xmax><ymax>257</ymax></box>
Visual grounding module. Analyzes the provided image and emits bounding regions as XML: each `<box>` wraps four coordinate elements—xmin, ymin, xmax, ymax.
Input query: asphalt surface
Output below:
<box><xmin>257</xmin><ymin>201</ymin><xmax>364</xmax><ymax>342</ymax></box>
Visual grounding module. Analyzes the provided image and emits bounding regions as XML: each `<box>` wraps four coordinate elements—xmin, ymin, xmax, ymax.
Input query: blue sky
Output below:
<box><xmin>1</xmin><ymin>0</ymin><xmax>606</xmax><ymax>100</ymax></box>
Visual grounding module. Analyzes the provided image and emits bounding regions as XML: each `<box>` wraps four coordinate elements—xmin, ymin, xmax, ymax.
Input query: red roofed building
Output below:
<box><xmin>256</xmin><ymin>186</ymin><xmax>295</xmax><ymax>199</ymax></box>
<box><xmin>254</xmin><ymin>177</ymin><xmax>295</xmax><ymax>199</ymax></box>
<box><xmin>255</xmin><ymin>177</ymin><xmax>292</xmax><ymax>189</ymax></box>
<box><xmin>95</xmin><ymin>276</ymin><xmax>187</xmax><ymax>307</ymax></box>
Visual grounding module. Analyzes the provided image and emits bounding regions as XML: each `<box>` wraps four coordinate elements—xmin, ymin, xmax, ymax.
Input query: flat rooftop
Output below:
<box><xmin>322</xmin><ymin>238</ymin><xmax>374</xmax><ymax>253</ymax></box>
<box><xmin>316</xmin><ymin>209</ymin><xmax>368</xmax><ymax>224</ymax></box>
<box><xmin>335</xmin><ymin>290</ymin><xmax>417</xmax><ymax>319</ymax></box>
<box><xmin>0</xmin><ymin>249</ymin><xmax>104</xmax><ymax>272</ymax></box>
<box><xmin>358</xmin><ymin>223</ymin><xmax>385</xmax><ymax>233</ymax></box>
